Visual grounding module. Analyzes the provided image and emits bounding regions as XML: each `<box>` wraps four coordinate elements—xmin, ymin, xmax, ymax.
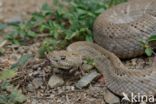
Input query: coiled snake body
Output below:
<box><xmin>48</xmin><ymin>0</ymin><xmax>156</xmax><ymax>96</ymax></box>
<box><xmin>94</xmin><ymin>0</ymin><xmax>156</xmax><ymax>58</ymax></box>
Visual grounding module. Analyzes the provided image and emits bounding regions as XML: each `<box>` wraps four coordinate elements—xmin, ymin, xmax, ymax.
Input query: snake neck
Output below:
<box><xmin>67</xmin><ymin>41</ymin><xmax>156</xmax><ymax>96</ymax></box>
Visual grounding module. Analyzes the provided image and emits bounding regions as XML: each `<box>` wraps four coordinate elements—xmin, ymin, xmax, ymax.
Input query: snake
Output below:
<box><xmin>47</xmin><ymin>0</ymin><xmax>156</xmax><ymax>97</ymax></box>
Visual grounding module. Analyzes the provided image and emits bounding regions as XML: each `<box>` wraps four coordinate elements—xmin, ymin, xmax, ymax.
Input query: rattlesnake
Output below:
<box><xmin>94</xmin><ymin>0</ymin><xmax>156</xmax><ymax>59</ymax></box>
<box><xmin>47</xmin><ymin>0</ymin><xmax>156</xmax><ymax>96</ymax></box>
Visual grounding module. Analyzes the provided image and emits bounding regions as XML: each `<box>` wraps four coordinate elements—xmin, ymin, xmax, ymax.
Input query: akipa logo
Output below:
<box><xmin>122</xmin><ymin>92</ymin><xmax>155</xmax><ymax>103</ymax></box>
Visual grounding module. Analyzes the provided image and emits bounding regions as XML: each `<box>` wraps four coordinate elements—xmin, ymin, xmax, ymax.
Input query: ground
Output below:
<box><xmin>0</xmin><ymin>0</ymin><xmax>154</xmax><ymax>104</ymax></box>
<box><xmin>0</xmin><ymin>0</ymin><xmax>106</xmax><ymax>104</ymax></box>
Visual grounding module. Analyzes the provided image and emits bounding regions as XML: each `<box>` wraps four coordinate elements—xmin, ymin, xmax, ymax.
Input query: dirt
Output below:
<box><xmin>0</xmin><ymin>0</ymin><xmax>107</xmax><ymax>104</ymax></box>
<box><xmin>0</xmin><ymin>0</ymin><xmax>154</xmax><ymax>104</ymax></box>
<box><xmin>0</xmin><ymin>0</ymin><xmax>52</xmax><ymax>21</ymax></box>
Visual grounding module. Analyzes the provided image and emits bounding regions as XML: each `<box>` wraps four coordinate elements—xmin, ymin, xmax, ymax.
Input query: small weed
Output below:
<box><xmin>5</xmin><ymin>0</ymin><xmax>127</xmax><ymax>57</ymax></box>
<box><xmin>0</xmin><ymin>81</ymin><xmax>26</xmax><ymax>104</ymax></box>
<box><xmin>106</xmin><ymin>0</ymin><xmax>127</xmax><ymax>7</ymax></box>
<box><xmin>140</xmin><ymin>35</ymin><xmax>156</xmax><ymax>56</ymax></box>
<box><xmin>83</xmin><ymin>57</ymin><xmax>96</xmax><ymax>66</ymax></box>
<box><xmin>0</xmin><ymin>54</ymin><xmax>32</xmax><ymax>104</ymax></box>
<box><xmin>0</xmin><ymin>70</ymin><xmax>26</xmax><ymax>104</ymax></box>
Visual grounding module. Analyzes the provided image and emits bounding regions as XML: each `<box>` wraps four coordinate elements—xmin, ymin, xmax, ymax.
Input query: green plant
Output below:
<box><xmin>39</xmin><ymin>39</ymin><xmax>68</xmax><ymax>57</ymax></box>
<box><xmin>140</xmin><ymin>35</ymin><xmax>156</xmax><ymax>56</ymax></box>
<box><xmin>83</xmin><ymin>58</ymin><xmax>95</xmax><ymax>66</ymax></box>
<box><xmin>0</xmin><ymin>70</ymin><xmax>16</xmax><ymax>80</ymax></box>
<box><xmin>106</xmin><ymin>0</ymin><xmax>127</xmax><ymax>7</ymax></box>
<box><xmin>0</xmin><ymin>55</ymin><xmax>32</xmax><ymax>104</ymax></box>
<box><xmin>0</xmin><ymin>81</ymin><xmax>26</xmax><ymax>104</ymax></box>
<box><xmin>6</xmin><ymin>0</ymin><xmax>127</xmax><ymax>57</ymax></box>
<box><xmin>0</xmin><ymin>70</ymin><xmax>26</xmax><ymax>104</ymax></box>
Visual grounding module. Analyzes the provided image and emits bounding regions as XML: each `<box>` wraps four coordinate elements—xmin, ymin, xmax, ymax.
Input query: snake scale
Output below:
<box><xmin>47</xmin><ymin>0</ymin><xmax>156</xmax><ymax>96</ymax></box>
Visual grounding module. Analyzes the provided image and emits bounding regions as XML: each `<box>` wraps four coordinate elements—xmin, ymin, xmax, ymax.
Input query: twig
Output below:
<box><xmin>0</xmin><ymin>40</ymin><xmax>7</xmax><ymax>48</ymax></box>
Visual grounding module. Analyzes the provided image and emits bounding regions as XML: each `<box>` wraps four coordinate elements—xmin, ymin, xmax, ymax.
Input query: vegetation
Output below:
<box><xmin>141</xmin><ymin>35</ymin><xmax>156</xmax><ymax>56</ymax></box>
<box><xmin>0</xmin><ymin>55</ymin><xmax>32</xmax><ymax>104</ymax></box>
<box><xmin>5</xmin><ymin>0</ymin><xmax>127</xmax><ymax>57</ymax></box>
<box><xmin>1</xmin><ymin>0</ymin><xmax>133</xmax><ymax>104</ymax></box>
<box><xmin>0</xmin><ymin>78</ymin><xmax>26</xmax><ymax>104</ymax></box>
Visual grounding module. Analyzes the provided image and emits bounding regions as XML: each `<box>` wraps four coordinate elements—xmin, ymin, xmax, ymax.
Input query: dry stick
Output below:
<box><xmin>0</xmin><ymin>40</ymin><xmax>7</xmax><ymax>48</ymax></box>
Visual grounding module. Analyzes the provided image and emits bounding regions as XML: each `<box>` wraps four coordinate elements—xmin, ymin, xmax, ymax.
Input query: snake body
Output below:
<box><xmin>48</xmin><ymin>0</ymin><xmax>156</xmax><ymax>96</ymax></box>
<box><xmin>94</xmin><ymin>0</ymin><xmax>156</xmax><ymax>59</ymax></box>
<box><xmin>67</xmin><ymin>42</ymin><xmax>156</xmax><ymax>96</ymax></box>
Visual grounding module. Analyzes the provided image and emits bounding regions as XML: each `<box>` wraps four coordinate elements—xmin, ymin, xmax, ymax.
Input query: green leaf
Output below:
<box><xmin>95</xmin><ymin>8</ymin><xmax>105</xmax><ymax>14</ymax></box>
<box><xmin>145</xmin><ymin>47</ymin><xmax>153</xmax><ymax>57</ymax></box>
<box><xmin>84</xmin><ymin>57</ymin><xmax>95</xmax><ymax>65</ymax></box>
<box><xmin>76</xmin><ymin>8</ymin><xmax>87</xmax><ymax>15</ymax></box>
<box><xmin>41</xmin><ymin>3</ymin><xmax>52</xmax><ymax>15</ymax></box>
<box><xmin>10</xmin><ymin>89</ymin><xmax>26</xmax><ymax>103</ymax></box>
<box><xmin>0</xmin><ymin>95</ymin><xmax>8</xmax><ymax>104</ymax></box>
<box><xmin>39</xmin><ymin>39</ymin><xmax>58</xmax><ymax>57</ymax></box>
<box><xmin>0</xmin><ymin>81</ymin><xmax>11</xmax><ymax>89</ymax></box>
<box><xmin>27</xmin><ymin>31</ymin><xmax>36</xmax><ymax>38</ymax></box>
<box><xmin>0</xmin><ymin>69</ymin><xmax>16</xmax><ymax>80</ymax></box>
<box><xmin>148</xmin><ymin>35</ymin><xmax>156</xmax><ymax>42</ymax></box>
<box><xmin>11</xmin><ymin>54</ymin><xmax>32</xmax><ymax>69</ymax></box>
<box><xmin>85</xmin><ymin>35</ymin><xmax>93</xmax><ymax>42</ymax></box>
<box><xmin>65</xmin><ymin>31</ymin><xmax>78</xmax><ymax>40</ymax></box>
<box><xmin>0</xmin><ymin>81</ymin><xmax>26</xmax><ymax>104</ymax></box>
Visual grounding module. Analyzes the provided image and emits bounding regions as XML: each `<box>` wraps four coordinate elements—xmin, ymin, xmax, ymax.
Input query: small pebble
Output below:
<box><xmin>27</xmin><ymin>83</ymin><xmax>35</xmax><ymax>92</ymax></box>
<box><xmin>32</xmin><ymin>78</ymin><xmax>43</xmax><ymax>89</ymax></box>
<box><xmin>82</xmin><ymin>64</ymin><xmax>94</xmax><ymax>72</ymax></box>
<box><xmin>5</xmin><ymin>15</ymin><xmax>23</xmax><ymax>24</ymax></box>
<box><xmin>103</xmin><ymin>89</ymin><xmax>120</xmax><ymax>104</ymax></box>
<box><xmin>75</xmin><ymin>70</ymin><xmax>100</xmax><ymax>89</ymax></box>
<box><xmin>48</xmin><ymin>75</ymin><xmax>64</xmax><ymax>88</ymax></box>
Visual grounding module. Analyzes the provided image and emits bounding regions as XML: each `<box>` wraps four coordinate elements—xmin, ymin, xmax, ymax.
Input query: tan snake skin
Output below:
<box><xmin>48</xmin><ymin>42</ymin><xmax>156</xmax><ymax>96</ymax></box>
<box><xmin>47</xmin><ymin>0</ymin><xmax>156</xmax><ymax>96</ymax></box>
<box><xmin>94</xmin><ymin>0</ymin><xmax>156</xmax><ymax>58</ymax></box>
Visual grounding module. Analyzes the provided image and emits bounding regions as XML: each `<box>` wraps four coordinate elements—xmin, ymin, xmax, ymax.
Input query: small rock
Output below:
<box><xmin>70</xmin><ymin>86</ymin><xmax>75</xmax><ymax>91</ymax></box>
<box><xmin>82</xmin><ymin>64</ymin><xmax>94</xmax><ymax>72</ymax></box>
<box><xmin>75</xmin><ymin>70</ymin><xmax>100</xmax><ymax>89</ymax></box>
<box><xmin>48</xmin><ymin>75</ymin><xmax>64</xmax><ymax>88</ymax></box>
<box><xmin>103</xmin><ymin>89</ymin><xmax>120</xmax><ymax>104</ymax></box>
<box><xmin>27</xmin><ymin>83</ymin><xmax>35</xmax><ymax>92</ymax></box>
<box><xmin>32</xmin><ymin>78</ymin><xmax>43</xmax><ymax>89</ymax></box>
<box><xmin>131</xmin><ymin>58</ymin><xmax>137</xmax><ymax>66</ymax></box>
<box><xmin>31</xmin><ymin>99</ymin><xmax>38</xmax><ymax>104</ymax></box>
<box><xmin>5</xmin><ymin>15</ymin><xmax>23</xmax><ymax>24</ymax></box>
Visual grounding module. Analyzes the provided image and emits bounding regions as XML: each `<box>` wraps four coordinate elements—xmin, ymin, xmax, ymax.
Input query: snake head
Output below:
<box><xmin>47</xmin><ymin>50</ymin><xmax>83</xmax><ymax>70</ymax></box>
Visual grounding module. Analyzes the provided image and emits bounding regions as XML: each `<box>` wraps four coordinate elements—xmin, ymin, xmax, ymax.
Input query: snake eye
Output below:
<box><xmin>60</xmin><ymin>56</ymin><xmax>66</xmax><ymax>60</ymax></box>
